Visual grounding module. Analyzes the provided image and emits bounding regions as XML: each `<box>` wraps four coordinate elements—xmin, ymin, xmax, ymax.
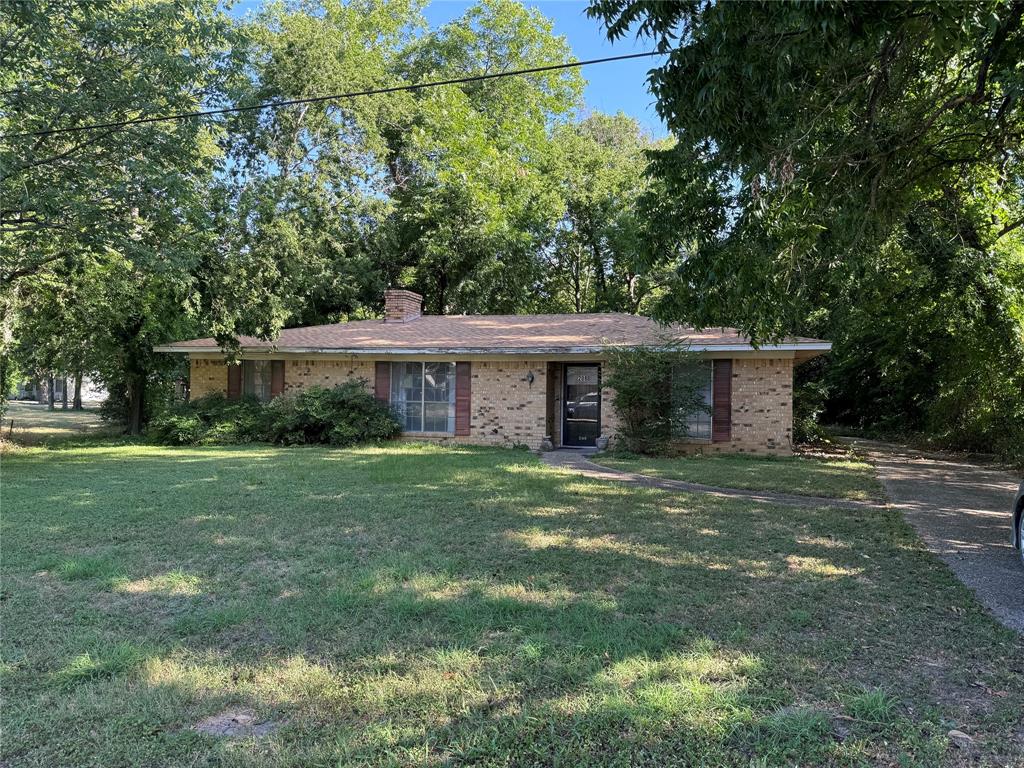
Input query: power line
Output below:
<box><xmin>5</xmin><ymin>50</ymin><xmax>660</xmax><ymax>140</ymax></box>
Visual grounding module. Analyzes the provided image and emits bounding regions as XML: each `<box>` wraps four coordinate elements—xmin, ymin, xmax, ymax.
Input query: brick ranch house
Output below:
<box><xmin>155</xmin><ymin>289</ymin><xmax>830</xmax><ymax>454</ymax></box>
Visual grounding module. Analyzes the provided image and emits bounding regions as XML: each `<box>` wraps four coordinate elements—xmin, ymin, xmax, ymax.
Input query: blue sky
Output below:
<box><xmin>422</xmin><ymin>1</ymin><xmax>667</xmax><ymax>136</ymax></box>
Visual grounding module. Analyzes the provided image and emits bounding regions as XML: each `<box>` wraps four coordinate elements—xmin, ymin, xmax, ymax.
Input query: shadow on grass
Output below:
<box><xmin>3</xmin><ymin>443</ymin><xmax>1021</xmax><ymax>766</ymax></box>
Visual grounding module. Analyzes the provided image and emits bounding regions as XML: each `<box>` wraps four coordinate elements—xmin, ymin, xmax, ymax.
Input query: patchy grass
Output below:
<box><xmin>594</xmin><ymin>450</ymin><xmax>885</xmax><ymax>500</ymax></box>
<box><xmin>3</xmin><ymin>442</ymin><xmax>1021</xmax><ymax>767</ymax></box>
<box><xmin>1</xmin><ymin>401</ymin><xmax>118</xmax><ymax>448</ymax></box>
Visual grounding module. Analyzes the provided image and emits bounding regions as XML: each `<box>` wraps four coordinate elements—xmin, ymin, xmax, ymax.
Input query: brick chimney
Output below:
<box><xmin>384</xmin><ymin>289</ymin><xmax>423</xmax><ymax>323</ymax></box>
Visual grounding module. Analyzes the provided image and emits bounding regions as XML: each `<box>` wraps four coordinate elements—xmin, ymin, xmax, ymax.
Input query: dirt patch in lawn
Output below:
<box><xmin>194</xmin><ymin>708</ymin><xmax>279</xmax><ymax>738</ymax></box>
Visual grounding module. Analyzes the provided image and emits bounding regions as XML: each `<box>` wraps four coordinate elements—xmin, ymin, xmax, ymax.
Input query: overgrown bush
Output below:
<box><xmin>148</xmin><ymin>393</ymin><xmax>264</xmax><ymax>446</ymax></box>
<box><xmin>603</xmin><ymin>341</ymin><xmax>709</xmax><ymax>455</ymax></box>
<box><xmin>261</xmin><ymin>382</ymin><xmax>401</xmax><ymax>446</ymax></box>
<box><xmin>793</xmin><ymin>377</ymin><xmax>830</xmax><ymax>444</ymax></box>
<box><xmin>148</xmin><ymin>381</ymin><xmax>401</xmax><ymax>447</ymax></box>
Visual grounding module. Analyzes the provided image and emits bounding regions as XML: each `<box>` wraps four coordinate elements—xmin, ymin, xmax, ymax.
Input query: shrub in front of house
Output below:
<box><xmin>260</xmin><ymin>382</ymin><xmax>402</xmax><ymax>446</ymax></box>
<box><xmin>148</xmin><ymin>382</ymin><xmax>401</xmax><ymax>447</ymax></box>
<box><xmin>148</xmin><ymin>393</ymin><xmax>264</xmax><ymax>445</ymax></box>
<box><xmin>603</xmin><ymin>341</ymin><xmax>709</xmax><ymax>455</ymax></box>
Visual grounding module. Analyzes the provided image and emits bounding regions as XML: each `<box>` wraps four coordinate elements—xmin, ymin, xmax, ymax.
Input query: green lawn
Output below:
<box><xmin>594</xmin><ymin>451</ymin><xmax>885</xmax><ymax>501</ymax></box>
<box><xmin>3</xmin><ymin>442</ymin><xmax>1022</xmax><ymax>767</ymax></box>
<box><xmin>2</xmin><ymin>401</ymin><xmax>116</xmax><ymax>447</ymax></box>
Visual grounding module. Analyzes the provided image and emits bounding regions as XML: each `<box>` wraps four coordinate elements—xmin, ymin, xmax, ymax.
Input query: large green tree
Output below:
<box><xmin>216</xmin><ymin>0</ymin><xmax>582</xmax><ymax>328</ymax></box>
<box><xmin>1</xmin><ymin>0</ymin><xmax>232</xmax><ymax>431</ymax></box>
<box><xmin>543</xmin><ymin>112</ymin><xmax>668</xmax><ymax>313</ymax></box>
<box><xmin>381</xmin><ymin>0</ymin><xmax>582</xmax><ymax>314</ymax></box>
<box><xmin>589</xmin><ymin>0</ymin><xmax>1024</xmax><ymax>458</ymax></box>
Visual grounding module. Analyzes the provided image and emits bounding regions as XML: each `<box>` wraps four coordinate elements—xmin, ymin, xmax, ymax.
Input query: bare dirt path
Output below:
<box><xmin>844</xmin><ymin>440</ymin><xmax>1022</xmax><ymax>632</ymax></box>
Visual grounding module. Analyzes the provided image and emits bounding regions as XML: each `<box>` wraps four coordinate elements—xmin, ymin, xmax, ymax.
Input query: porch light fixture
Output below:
<box><xmin>525</xmin><ymin>371</ymin><xmax>535</xmax><ymax>385</ymax></box>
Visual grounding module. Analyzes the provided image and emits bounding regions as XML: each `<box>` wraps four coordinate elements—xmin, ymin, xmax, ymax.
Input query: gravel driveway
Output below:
<box><xmin>848</xmin><ymin>439</ymin><xmax>1023</xmax><ymax>633</ymax></box>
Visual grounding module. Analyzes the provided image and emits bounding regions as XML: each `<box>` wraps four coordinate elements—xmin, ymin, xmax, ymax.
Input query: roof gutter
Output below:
<box><xmin>153</xmin><ymin>343</ymin><xmax>833</xmax><ymax>355</ymax></box>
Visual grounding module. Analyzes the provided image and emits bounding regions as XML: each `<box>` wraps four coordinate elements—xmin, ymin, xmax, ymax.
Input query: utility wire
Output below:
<box><xmin>5</xmin><ymin>50</ymin><xmax>660</xmax><ymax>140</ymax></box>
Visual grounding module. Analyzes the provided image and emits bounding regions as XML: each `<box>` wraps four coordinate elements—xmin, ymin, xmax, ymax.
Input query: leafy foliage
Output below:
<box><xmin>589</xmin><ymin>0</ymin><xmax>1024</xmax><ymax>461</ymax></box>
<box><xmin>261</xmin><ymin>382</ymin><xmax>402</xmax><ymax>446</ymax></box>
<box><xmin>603</xmin><ymin>342</ymin><xmax>707</xmax><ymax>454</ymax></box>
<box><xmin>1</xmin><ymin>0</ymin><xmax>235</xmax><ymax>432</ymax></box>
<box><xmin>148</xmin><ymin>383</ymin><xmax>401</xmax><ymax>447</ymax></box>
<box><xmin>147</xmin><ymin>394</ymin><xmax>264</xmax><ymax>446</ymax></box>
<box><xmin>543</xmin><ymin>113</ymin><xmax>672</xmax><ymax>313</ymax></box>
<box><xmin>3</xmin><ymin>0</ymin><xmax>592</xmax><ymax>430</ymax></box>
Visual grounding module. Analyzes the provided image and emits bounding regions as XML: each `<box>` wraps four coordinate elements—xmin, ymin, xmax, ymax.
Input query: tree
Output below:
<box><xmin>382</xmin><ymin>0</ymin><xmax>583</xmax><ymax>314</ymax></box>
<box><xmin>217</xmin><ymin>0</ymin><xmax>583</xmax><ymax>326</ymax></box>
<box><xmin>588</xmin><ymin>0</ymin><xmax>1024</xmax><ymax>459</ymax></box>
<box><xmin>543</xmin><ymin>112</ymin><xmax>668</xmax><ymax>313</ymax></box>
<box><xmin>206</xmin><ymin>0</ymin><xmax>424</xmax><ymax>341</ymax></box>
<box><xmin>1</xmin><ymin>0</ymin><xmax>234</xmax><ymax>431</ymax></box>
<box><xmin>603</xmin><ymin>340</ymin><xmax>708</xmax><ymax>454</ymax></box>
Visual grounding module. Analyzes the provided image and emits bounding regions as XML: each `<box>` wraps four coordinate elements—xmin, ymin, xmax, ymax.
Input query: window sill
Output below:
<box><xmin>402</xmin><ymin>431</ymin><xmax>456</xmax><ymax>438</ymax></box>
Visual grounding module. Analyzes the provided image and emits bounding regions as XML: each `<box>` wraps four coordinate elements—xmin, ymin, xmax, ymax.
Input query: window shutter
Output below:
<box><xmin>374</xmin><ymin>361</ymin><xmax>390</xmax><ymax>402</ymax></box>
<box><xmin>711</xmin><ymin>359</ymin><xmax>732</xmax><ymax>443</ymax></box>
<box><xmin>270</xmin><ymin>360</ymin><xmax>285</xmax><ymax>398</ymax></box>
<box><xmin>454</xmin><ymin>361</ymin><xmax>471</xmax><ymax>436</ymax></box>
<box><xmin>227</xmin><ymin>363</ymin><xmax>242</xmax><ymax>401</ymax></box>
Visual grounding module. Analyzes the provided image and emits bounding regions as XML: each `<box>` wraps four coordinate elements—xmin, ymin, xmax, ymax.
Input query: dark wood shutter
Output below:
<box><xmin>270</xmin><ymin>360</ymin><xmax>285</xmax><ymax>398</ymax></box>
<box><xmin>711</xmin><ymin>359</ymin><xmax>732</xmax><ymax>443</ymax></box>
<box><xmin>227</xmin><ymin>363</ymin><xmax>242</xmax><ymax>401</ymax></box>
<box><xmin>454</xmin><ymin>361</ymin><xmax>471</xmax><ymax>436</ymax></box>
<box><xmin>374</xmin><ymin>361</ymin><xmax>390</xmax><ymax>402</ymax></box>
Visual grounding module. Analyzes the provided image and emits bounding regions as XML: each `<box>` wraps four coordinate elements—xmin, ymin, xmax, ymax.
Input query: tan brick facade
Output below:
<box><xmin>384</xmin><ymin>289</ymin><xmax>423</xmax><ymax>323</ymax></box>
<box><xmin>189</xmin><ymin>359</ymin><xmax>228</xmax><ymax>399</ymax></box>
<box><xmin>465</xmin><ymin>360</ymin><xmax>547</xmax><ymax>449</ymax></box>
<box><xmin>599</xmin><ymin>366</ymin><xmax>622</xmax><ymax>445</ymax></box>
<box><xmin>188</xmin><ymin>355</ymin><xmax>793</xmax><ymax>455</ymax></box>
<box><xmin>661</xmin><ymin>357</ymin><xmax>794</xmax><ymax>456</ymax></box>
<box><xmin>283</xmin><ymin>359</ymin><xmax>376</xmax><ymax>393</ymax></box>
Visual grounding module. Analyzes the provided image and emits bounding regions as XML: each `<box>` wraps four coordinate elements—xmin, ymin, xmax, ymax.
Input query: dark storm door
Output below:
<box><xmin>563</xmin><ymin>364</ymin><xmax>601</xmax><ymax>447</ymax></box>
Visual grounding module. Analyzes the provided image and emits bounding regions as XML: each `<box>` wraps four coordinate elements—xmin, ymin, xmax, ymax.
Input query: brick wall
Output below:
<box><xmin>188</xmin><ymin>358</ymin><xmax>374</xmax><ymax>400</ymax></box>
<box><xmin>599</xmin><ymin>365</ymin><xmax>621</xmax><ymax>442</ymax></box>
<box><xmin>284</xmin><ymin>359</ymin><xmax>375</xmax><ymax>393</ymax></box>
<box><xmin>666</xmin><ymin>357</ymin><xmax>793</xmax><ymax>456</ymax></box>
<box><xmin>384</xmin><ymin>290</ymin><xmax>422</xmax><ymax>322</ymax></box>
<box><xmin>187</xmin><ymin>354</ymin><xmax>793</xmax><ymax>455</ymax></box>
<box><xmin>189</xmin><ymin>359</ymin><xmax>228</xmax><ymax>399</ymax></box>
<box><xmin>464</xmin><ymin>360</ymin><xmax>547</xmax><ymax>450</ymax></box>
<box><xmin>599</xmin><ymin>357</ymin><xmax>794</xmax><ymax>456</ymax></box>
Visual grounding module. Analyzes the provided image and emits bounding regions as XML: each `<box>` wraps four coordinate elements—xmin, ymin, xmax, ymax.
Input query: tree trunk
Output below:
<box><xmin>47</xmin><ymin>376</ymin><xmax>55</xmax><ymax>410</ymax></box>
<box><xmin>125</xmin><ymin>370</ymin><xmax>146</xmax><ymax>435</ymax></box>
<box><xmin>61</xmin><ymin>377</ymin><xmax>68</xmax><ymax>409</ymax></box>
<box><xmin>73</xmin><ymin>372</ymin><xmax>83</xmax><ymax>410</ymax></box>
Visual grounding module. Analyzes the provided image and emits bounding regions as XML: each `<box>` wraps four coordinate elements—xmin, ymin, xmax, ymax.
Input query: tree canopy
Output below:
<box><xmin>588</xmin><ymin>0</ymin><xmax>1024</xmax><ymax>459</ymax></box>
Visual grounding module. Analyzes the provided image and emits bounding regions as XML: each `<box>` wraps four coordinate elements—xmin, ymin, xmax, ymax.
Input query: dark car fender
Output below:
<box><xmin>1014</xmin><ymin>483</ymin><xmax>1024</xmax><ymax>550</ymax></box>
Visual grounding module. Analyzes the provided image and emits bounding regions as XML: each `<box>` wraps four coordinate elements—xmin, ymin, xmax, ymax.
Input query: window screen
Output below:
<box><xmin>673</xmin><ymin>361</ymin><xmax>713</xmax><ymax>440</ymax></box>
<box><xmin>390</xmin><ymin>362</ymin><xmax>456</xmax><ymax>433</ymax></box>
<box><xmin>242</xmin><ymin>360</ymin><xmax>273</xmax><ymax>403</ymax></box>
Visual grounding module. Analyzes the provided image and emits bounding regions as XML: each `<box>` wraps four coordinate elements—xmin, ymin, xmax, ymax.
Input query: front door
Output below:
<box><xmin>563</xmin><ymin>364</ymin><xmax>601</xmax><ymax>447</ymax></box>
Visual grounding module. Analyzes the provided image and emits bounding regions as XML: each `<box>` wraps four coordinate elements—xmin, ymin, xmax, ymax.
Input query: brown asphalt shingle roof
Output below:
<box><xmin>156</xmin><ymin>313</ymin><xmax>829</xmax><ymax>355</ymax></box>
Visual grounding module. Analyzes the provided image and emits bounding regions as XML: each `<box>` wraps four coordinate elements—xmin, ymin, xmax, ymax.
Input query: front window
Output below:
<box><xmin>242</xmin><ymin>360</ymin><xmax>273</xmax><ymax>403</ymax></box>
<box><xmin>390</xmin><ymin>362</ymin><xmax>456</xmax><ymax>433</ymax></box>
<box><xmin>672</xmin><ymin>361</ymin><xmax>713</xmax><ymax>440</ymax></box>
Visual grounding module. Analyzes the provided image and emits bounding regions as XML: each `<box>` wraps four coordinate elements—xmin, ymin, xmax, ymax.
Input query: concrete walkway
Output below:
<box><xmin>844</xmin><ymin>440</ymin><xmax>1023</xmax><ymax>633</ymax></box>
<box><xmin>540</xmin><ymin>449</ymin><xmax>882</xmax><ymax>511</ymax></box>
